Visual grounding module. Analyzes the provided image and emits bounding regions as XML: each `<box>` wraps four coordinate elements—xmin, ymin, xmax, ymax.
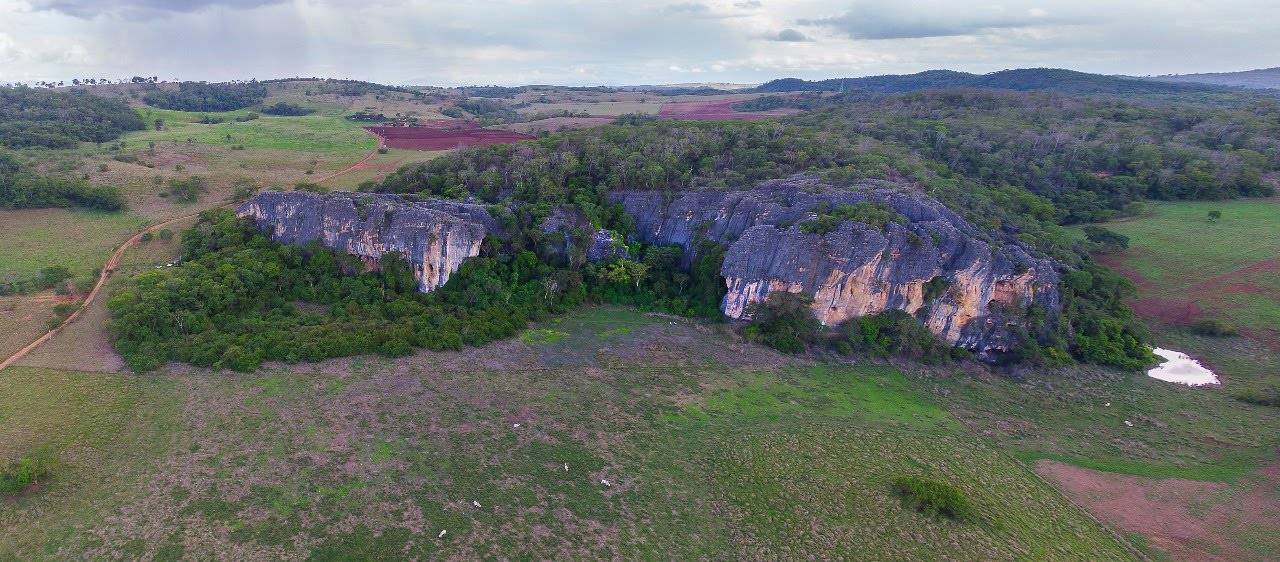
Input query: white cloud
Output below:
<box><xmin>0</xmin><ymin>0</ymin><xmax>1278</xmax><ymax>85</ymax></box>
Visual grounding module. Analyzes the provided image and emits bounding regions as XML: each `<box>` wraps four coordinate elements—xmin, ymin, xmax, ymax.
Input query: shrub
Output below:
<box><xmin>167</xmin><ymin>176</ymin><xmax>207</xmax><ymax>203</ymax></box>
<box><xmin>1232</xmin><ymin>385</ymin><xmax>1280</xmax><ymax>407</ymax></box>
<box><xmin>837</xmin><ymin>309</ymin><xmax>965</xmax><ymax>363</ymax></box>
<box><xmin>1189</xmin><ymin>318</ymin><xmax>1238</xmax><ymax>336</ymax></box>
<box><xmin>294</xmin><ymin>181</ymin><xmax>328</xmax><ymax>193</ymax></box>
<box><xmin>891</xmin><ymin>476</ymin><xmax>974</xmax><ymax>520</ymax></box>
<box><xmin>743</xmin><ymin>292</ymin><xmax>820</xmax><ymax>353</ymax></box>
<box><xmin>800</xmin><ymin>202</ymin><xmax>903</xmax><ymax>235</ymax></box>
<box><xmin>0</xmin><ymin>449</ymin><xmax>55</xmax><ymax>497</ymax></box>
<box><xmin>261</xmin><ymin>102</ymin><xmax>315</xmax><ymax>116</ymax></box>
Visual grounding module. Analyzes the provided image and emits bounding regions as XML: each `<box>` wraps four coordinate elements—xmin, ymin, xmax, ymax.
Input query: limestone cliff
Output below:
<box><xmin>237</xmin><ymin>191</ymin><xmax>497</xmax><ymax>293</ymax></box>
<box><xmin>612</xmin><ymin>176</ymin><xmax>1061</xmax><ymax>356</ymax></box>
<box><xmin>239</xmin><ymin>178</ymin><xmax>1062</xmax><ymax>358</ymax></box>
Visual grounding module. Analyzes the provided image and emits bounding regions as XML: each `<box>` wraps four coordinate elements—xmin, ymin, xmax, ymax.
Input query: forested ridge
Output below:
<box><xmin>142</xmin><ymin>81</ymin><xmax>268</xmax><ymax>112</ymax></box>
<box><xmin>0</xmin><ymin>86</ymin><xmax>145</xmax><ymax>148</ymax></box>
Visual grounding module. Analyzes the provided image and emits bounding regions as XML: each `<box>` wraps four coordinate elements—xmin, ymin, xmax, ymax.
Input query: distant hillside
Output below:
<box><xmin>1146</xmin><ymin>67</ymin><xmax>1280</xmax><ymax>90</ymax></box>
<box><xmin>757</xmin><ymin>68</ymin><xmax>1230</xmax><ymax>96</ymax></box>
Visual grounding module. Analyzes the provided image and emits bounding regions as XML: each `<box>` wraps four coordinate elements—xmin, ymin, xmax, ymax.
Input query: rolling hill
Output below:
<box><xmin>1145</xmin><ymin>67</ymin><xmax>1280</xmax><ymax>90</ymax></box>
<box><xmin>757</xmin><ymin>68</ymin><xmax>1234</xmax><ymax>96</ymax></box>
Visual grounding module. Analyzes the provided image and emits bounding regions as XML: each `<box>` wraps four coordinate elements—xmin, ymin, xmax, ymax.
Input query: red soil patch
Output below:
<box><xmin>1037</xmin><ymin>459</ymin><xmax>1280</xmax><ymax>561</ymax></box>
<box><xmin>364</xmin><ymin>124</ymin><xmax>534</xmax><ymax>151</ymax></box>
<box><xmin>658</xmin><ymin>99</ymin><xmax>801</xmax><ymax>121</ymax></box>
<box><xmin>1098</xmin><ymin>252</ymin><xmax>1280</xmax><ymax>347</ymax></box>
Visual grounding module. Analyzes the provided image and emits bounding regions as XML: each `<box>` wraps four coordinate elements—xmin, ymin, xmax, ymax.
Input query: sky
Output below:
<box><xmin>1</xmin><ymin>0</ymin><xmax>1278</xmax><ymax>86</ymax></box>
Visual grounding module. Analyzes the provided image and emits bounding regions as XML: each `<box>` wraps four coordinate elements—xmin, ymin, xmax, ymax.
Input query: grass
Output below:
<box><xmin>1106</xmin><ymin>198</ymin><xmax>1280</xmax><ymax>288</ymax></box>
<box><xmin>1101</xmin><ymin>198</ymin><xmax>1280</xmax><ymax>339</ymax></box>
<box><xmin>0</xmin><ymin>367</ymin><xmax>182</xmax><ymax>557</ymax></box>
<box><xmin>0</xmin><ymin>208</ymin><xmax>146</xmax><ymax>281</ymax></box>
<box><xmin>923</xmin><ymin>363</ymin><xmax>1280</xmax><ymax>482</ymax></box>
<box><xmin>0</xmin><ymin>308</ymin><xmax>1131</xmax><ymax>559</ymax></box>
<box><xmin>129</xmin><ymin>105</ymin><xmax>376</xmax><ymax>155</ymax></box>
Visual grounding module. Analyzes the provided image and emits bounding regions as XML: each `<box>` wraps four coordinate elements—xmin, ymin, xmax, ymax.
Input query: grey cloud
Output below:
<box><xmin>766</xmin><ymin>28</ymin><xmax>811</xmax><ymax>42</ymax></box>
<box><xmin>28</xmin><ymin>0</ymin><xmax>287</xmax><ymax>19</ymax></box>
<box><xmin>799</xmin><ymin>2</ymin><xmax>1065</xmax><ymax>40</ymax></box>
<box><xmin>664</xmin><ymin>2</ymin><xmax>710</xmax><ymax>14</ymax></box>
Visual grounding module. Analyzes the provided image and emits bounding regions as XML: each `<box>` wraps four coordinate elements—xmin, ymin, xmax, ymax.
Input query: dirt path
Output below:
<box><xmin>313</xmin><ymin>136</ymin><xmax>383</xmax><ymax>184</ymax></box>
<box><xmin>0</xmin><ymin>206</ymin><xmax>212</xmax><ymax>373</ymax></box>
<box><xmin>0</xmin><ymin>142</ymin><xmax>383</xmax><ymax>374</ymax></box>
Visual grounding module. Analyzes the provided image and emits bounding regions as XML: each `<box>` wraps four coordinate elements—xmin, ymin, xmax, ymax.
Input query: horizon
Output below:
<box><xmin>7</xmin><ymin>65</ymin><xmax>1278</xmax><ymax>90</ymax></box>
<box><xmin>3</xmin><ymin>0</ymin><xmax>1279</xmax><ymax>87</ymax></box>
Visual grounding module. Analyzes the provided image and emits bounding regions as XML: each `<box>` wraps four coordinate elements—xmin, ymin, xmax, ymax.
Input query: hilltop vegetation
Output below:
<box><xmin>0</xmin><ymin>153</ymin><xmax>124</xmax><ymax>211</ymax></box>
<box><xmin>756</xmin><ymin>68</ymin><xmax>1239</xmax><ymax>98</ymax></box>
<box><xmin>142</xmin><ymin>81</ymin><xmax>268</xmax><ymax>112</ymax></box>
<box><xmin>0</xmin><ymin>86</ymin><xmax>145</xmax><ymax>148</ymax></box>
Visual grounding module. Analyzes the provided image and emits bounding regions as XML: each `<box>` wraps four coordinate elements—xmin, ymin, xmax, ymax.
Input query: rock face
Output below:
<box><xmin>239</xmin><ymin>177</ymin><xmax>1063</xmax><ymax>359</ymax></box>
<box><xmin>612</xmin><ymin>176</ymin><xmax>1061</xmax><ymax>357</ymax></box>
<box><xmin>237</xmin><ymin>191</ymin><xmax>497</xmax><ymax>292</ymax></box>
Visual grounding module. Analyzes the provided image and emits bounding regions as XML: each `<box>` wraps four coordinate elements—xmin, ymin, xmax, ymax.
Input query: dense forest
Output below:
<box><xmin>142</xmin><ymin>81</ymin><xmax>268</xmax><ymax>112</ymax></box>
<box><xmin>107</xmin><ymin>209</ymin><xmax>725</xmax><ymax>372</ymax></box>
<box><xmin>0</xmin><ymin>86</ymin><xmax>145</xmax><ymax>148</ymax></box>
<box><xmin>0</xmin><ymin>152</ymin><xmax>125</xmax><ymax>211</ymax></box>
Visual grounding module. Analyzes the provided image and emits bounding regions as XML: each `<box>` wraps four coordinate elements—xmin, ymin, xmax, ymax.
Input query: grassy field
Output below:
<box><xmin>0</xmin><ymin>208</ymin><xmax>146</xmax><ymax>281</ymax></box>
<box><xmin>0</xmin><ymin>307</ymin><xmax>1133</xmax><ymax>560</ymax></box>
<box><xmin>1106</xmin><ymin>198</ymin><xmax>1280</xmax><ymax>287</ymax></box>
<box><xmin>0</xmin><ymin>294</ymin><xmax>59</xmax><ymax>360</ymax></box>
<box><xmin>1102</xmin><ymin>198</ymin><xmax>1280</xmax><ymax>340</ymax></box>
<box><xmin>129</xmin><ymin>105</ymin><xmax>377</xmax><ymax>155</ymax></box>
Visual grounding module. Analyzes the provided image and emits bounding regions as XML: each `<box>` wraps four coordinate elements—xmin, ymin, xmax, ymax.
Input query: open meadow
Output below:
<box><xmin>0</xmin><ymin>307</ymin><xmax>1135</xmax><ymax>560</ymax></box>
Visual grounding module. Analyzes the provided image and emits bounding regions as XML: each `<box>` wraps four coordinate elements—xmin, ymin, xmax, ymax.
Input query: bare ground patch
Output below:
<box><xmin>1037</xmin><ymin>458</ymin><xmax>1280</xmax><ymax>561</ymax></box>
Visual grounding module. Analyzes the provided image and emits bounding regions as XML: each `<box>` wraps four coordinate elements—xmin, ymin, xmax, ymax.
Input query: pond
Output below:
<box><xmin>1147</xmin><ymin>348</ymin><xmax>1220</xmax><ymax>386</ymax></box>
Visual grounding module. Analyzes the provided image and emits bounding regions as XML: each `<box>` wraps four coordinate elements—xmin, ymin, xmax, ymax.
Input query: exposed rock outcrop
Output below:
<box><xmin>612</xmin><ymin>176</ymin><xmax>1061</xmax><ymax>357</ymax></box>
<box><xmin>239</xmin><ymin>177</ymin><xmax>1062</xmax><ymax>359</ymax></box>
<box><xmin>237</xmin><ymin>191</ymin><xmax>497</xmax><ymax>292</ymax></box>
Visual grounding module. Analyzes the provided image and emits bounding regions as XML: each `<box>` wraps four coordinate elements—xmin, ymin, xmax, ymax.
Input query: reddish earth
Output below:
<box><xmin>1037</xmin><ymin>459</ymin><xmax>1280</xmax><ymax>561</ymax></box>
<box><xmin>658</xmin><ymin>99</ymin><xmax>802</xmax><ymax>121</ymax></box>
<box><xmin>364</xmin><ymin>124</ymin><xmax>534</xmax><ymax>150</ymax></box>
<box><xmin>1098</xmin><ymin>252</ymin><xmax>1280</xmax><ymax>348</ymax></box>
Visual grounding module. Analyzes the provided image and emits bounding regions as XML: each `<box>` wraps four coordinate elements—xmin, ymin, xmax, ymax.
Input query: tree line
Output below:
<box><xmin>0</xmin><ymin>86</ymin><xmax>145</xmax><ymax>149</ymax></box>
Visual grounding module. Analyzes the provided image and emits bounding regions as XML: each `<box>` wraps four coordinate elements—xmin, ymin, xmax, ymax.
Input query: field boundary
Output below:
<box><xmin>0</xmin><ymin>136</ymin><xmax>388</xmax><ymax>374</ymax></box>
<box><xmin>0</xmin><ymin>206</ymin><xmax>211</xmax><ymax>373</ymax></box>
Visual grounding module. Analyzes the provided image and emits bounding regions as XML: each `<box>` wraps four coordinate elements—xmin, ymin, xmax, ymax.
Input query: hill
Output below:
<box><xmin>757</xmin><ymin>68</ymin><xmax>1235</xmax><ymax>97</ymax></box>
<box><xmin>1146</xmin><ymin>67</ymin><xmax>1280</xmax><ymax>90</ymax></box>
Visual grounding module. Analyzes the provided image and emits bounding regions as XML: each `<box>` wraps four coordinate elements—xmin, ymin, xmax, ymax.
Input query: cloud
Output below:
<box><xmin>27</xmin><ymin>0</ymin><xmax>287</xmax><ymax>19</ymax></box>
<box><xmin>765</xmin><ymin>28</ymin><xmax>811</xmax><ymax>42</ymax></box>
<box><xmin>798</xmin><ymin>1</ymin><xmax>1065</xmax><ymax>40</ymax></box>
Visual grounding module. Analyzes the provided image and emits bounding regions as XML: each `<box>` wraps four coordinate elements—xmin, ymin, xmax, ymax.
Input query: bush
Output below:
<box><xmin>1189</xmin><ymin>318</ymin><xmax>1238</xmax><ymax>336</ymax></box>
<box><xmin>294</xmin><ymin>181</ymin><xmax>328</xmax><ymax>193</ymax></box>
<box><xmin>167</xmin><ymin>176</ymin><xmax>207</xmax><ymax>203</ymax></box>
<box><xmin>1232</xmin><ymin>385</ymin><xmax>1280</xmax><ymax>407</ymax></box>
<box><xmin>743</xmin><ymin>292</ymin><xmax>820</xmax><ymax>353</ymax></box>
<box><xmin>261</xmin><ymin>102</ymin><xmax>315</xmax><ymax>116</ymax></box>
<box><xmin>891</xmin><ymin>476</ymin><xmax>974</xmax><ymax>520</ymax></box>
<box><xmin>0</xmin><ymin>449</ymin><xmax>55</xmax><ymax>497</ymax></box>
<box><xmin>837</xmin><ymin>309</ymin><xmax>965</xmax><ymax>363</ymax></box>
